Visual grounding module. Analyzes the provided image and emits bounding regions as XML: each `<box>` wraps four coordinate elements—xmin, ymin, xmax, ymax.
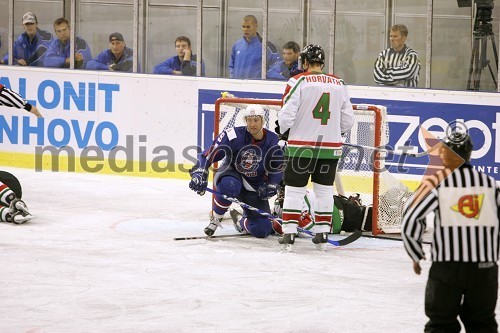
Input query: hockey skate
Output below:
<box><xmin>9</xmin><ymin>199</ymin><xmax>34</xmax><ymax>224</ymax></box>
<box><xmin>205</xmin><ymin>213</ymin><xmax>223</xmax><ymax>237</ymax></box>
<box><xmin>11</xmin><ymin>210</ymin><xmax>34</xmax><ymax>224</ymax></box>
<box><xmin>229</xmin><ymin>208</ymin><xmax>247</xmax><ymax>234</ymax></box>
<box><xmin>312</xmin><ymin>232</ymin><xmax>328</xmax><ymax>251</ymax></box>
<box><xmin>278</xmin><ymin>233</ymin><xmax>295</xmax><ymax>252</ymax></box>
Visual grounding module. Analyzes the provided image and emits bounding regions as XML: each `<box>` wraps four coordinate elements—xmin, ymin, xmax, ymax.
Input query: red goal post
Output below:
<box><xmin>213</xmin><ymin>97</ymin><xmax>409</xmax><ymax>235</ymax></box>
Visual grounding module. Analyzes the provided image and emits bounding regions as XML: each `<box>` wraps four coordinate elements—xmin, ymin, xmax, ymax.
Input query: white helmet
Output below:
<box><xmin>243</xmin><ymin>104</ymin><xmax>264</xmax><ymax>121</ymax></box>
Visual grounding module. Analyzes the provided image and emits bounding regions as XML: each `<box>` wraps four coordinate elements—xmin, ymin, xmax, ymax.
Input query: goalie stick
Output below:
<box><xmin>205</xmin><ymin>187</ymin><xmax>362</xmax><ymax>247</ymax></box>
<box><xmin>342</xmin><ymin>142</ymin><xmax>441</xmax><ymax>158</ymax></box>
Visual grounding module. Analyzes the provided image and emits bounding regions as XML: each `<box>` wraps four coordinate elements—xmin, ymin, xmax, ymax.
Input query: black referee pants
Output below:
<box><xmin>424</xmin><ymin>262</ymin><xmax>498</xmax><ymax>333</ymax></box>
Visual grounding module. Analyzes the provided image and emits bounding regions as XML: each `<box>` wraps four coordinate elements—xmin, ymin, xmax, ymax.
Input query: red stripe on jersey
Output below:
<box><xmin>282</xmin><ymin>212</ymin><xmax>302</xmax><ymax>222</ymax></box>
<box><xmin>288</xmin><ymin>140</ymin><xmax>342</xmax><ymax>147</ymax></box>
<box><xmin>0</xmin><ymin>184</ymin><xmax>8</xmax><ymax>191</ymax></box>
<box><xmin>315</xmin><ymin>215</ymin><xmax>332</xmax><ymax>223</ymax></box>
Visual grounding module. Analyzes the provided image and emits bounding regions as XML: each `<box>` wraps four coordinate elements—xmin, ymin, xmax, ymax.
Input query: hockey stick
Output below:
<box><xmin>361</xmin><ymin>233</ymin><xmax>432</xmax><ymax>245</ymax></box>
<box><xmin>205</xmin><ymin>187</ymin><xmax>362</xmax><ymax>247</ymax></box>
<box><xmin>342</xmin><ymin>142</ymin><xmax>441</xmax><ymax>158</ymax></box>
<box><xmin>174</xmin><ymin>233</ymin><xmax>252</xmax><ymax>241</ymax></box>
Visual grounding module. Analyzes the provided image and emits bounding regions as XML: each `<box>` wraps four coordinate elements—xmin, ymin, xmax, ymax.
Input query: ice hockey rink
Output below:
<box><xmin>0</xmin><ymin>166</ymin><xmax>496</xmax><ymax>333</ymax></box>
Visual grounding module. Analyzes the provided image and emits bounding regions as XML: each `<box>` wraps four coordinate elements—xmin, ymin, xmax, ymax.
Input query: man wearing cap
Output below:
<box><xmin>0</xmin><ymin>12</ymin><xmax>53</xmax><ymax>66</ymax></box>
<box><xmin>87</xmin><ymin>32</ymin><xmax>138</xmax><ymax>72</ymax></box>
<box><xmin>44</xmin><ymin>18</ymin><xmax>92</xmax><ymax>69</ymax></box>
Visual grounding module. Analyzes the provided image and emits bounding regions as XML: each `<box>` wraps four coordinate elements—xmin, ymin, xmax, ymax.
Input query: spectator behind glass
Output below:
<box><xmin>87</xmin><ymin>32</ymin><xmax>138</xmax><ymax>72</ymax></box>
<box><xmin>373</xmin><ymin>24</ymin><xmax>420</xmax><ymax>87</ymax></box>
<box><xmin>0</xmin><ymin>12</ymin><xmax>53</xmax><ymax>66</ymax></box>
<box><xmin>44</xmin><ymin>18</ymin><xmax>92</xmax><ymax>69</ymax></box>
<box><xmin>153</xmin><ymin>36</ymin><xmax>205</xmax><ymax>76</ymax></box>
<box><xmin>267</xmin><ymin>41</ymin><xmax>302</xmax><ymax>80</ymax></box>
<box><xmin>228</xmin><ymin>15</ymin><xmax>279</xmax><ymax>79</ymax></box>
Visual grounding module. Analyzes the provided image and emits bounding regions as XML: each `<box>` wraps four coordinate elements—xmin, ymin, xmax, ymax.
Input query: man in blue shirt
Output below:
<box><xmin>87</xmin><ymin>32</ymin><xmax>137</xmax><ymax>72</ymax></box>
<box><xmin>44</xmin><ymin>18</ymin><xmax>92</xmax><ymax>69</ymax></box>
<box><xmin>0</xmin><ymin>12</ymin><xmax>52</xmax><ymax>66</ymax></box>
<box><xmin>267</xmin><ymin>41</ymin><xmax>302</xmax><ymax>80</ymax></box>
<box><xmin>153</xmin><ymin>36</ymin><xmax>205</xmax><ymax>76</ymax></box>
<box><xmin>228</xmin><ymin>15</ymin><xmax>279</xmax><ymax>79</ymax></box>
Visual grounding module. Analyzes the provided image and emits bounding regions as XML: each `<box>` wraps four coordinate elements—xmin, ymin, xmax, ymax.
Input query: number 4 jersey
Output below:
<box><xmin>279</xmin><ymin>71</ymin><xmax>354</xmax><ymax>159</ymax></box>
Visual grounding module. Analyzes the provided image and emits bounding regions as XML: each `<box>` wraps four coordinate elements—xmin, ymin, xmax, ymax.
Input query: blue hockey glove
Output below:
<box><xmin>189</xmin><ymin>168</ymin><xmax>209</xmax><ymax>195</ymax></box>
<box><xmin>257</xmin><ymin>183</ymin><xmax>278</xmax><ymax>200</ymax></box>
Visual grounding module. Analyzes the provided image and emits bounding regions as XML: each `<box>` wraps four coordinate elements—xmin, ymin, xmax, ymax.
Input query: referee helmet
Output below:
<box><xmin>443</xmin><ymin>131</ymin><xmax>473</xmax><ymax>162</ymax></box>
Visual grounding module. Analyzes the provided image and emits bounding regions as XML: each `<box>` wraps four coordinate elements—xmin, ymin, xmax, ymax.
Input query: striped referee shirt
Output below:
<box><xmin>402</xmin><ymin>163</ymin><xmax>500</xmax><ymax>263</ymax></box>
<box><xmin>373</xmin><ymin>45</ymin><xmax>420</xmax><ymax>87</ymax></box>
<box><xmin>0</xmin><ymin>84</ymin><xmax>30</xmax><ymax>110</ymax></box>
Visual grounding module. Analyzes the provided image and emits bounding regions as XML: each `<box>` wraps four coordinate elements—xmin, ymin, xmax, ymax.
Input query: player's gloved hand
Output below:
<box><xmin>257</xmin><ymin>183</ymin><xmax>278</xmax><ymax>200</ymax></box>
<box><xmin>274</xmin><ymin>120</ymin><xmax>290</xmax><ymax>141</ymax></box>
<box><xmin>274</xmin><ymin>119</ymin><xmax>281</xmax><ymax>135</ymax></box>
<box><xmin>189</xmin><ymin>168</ymin><xmax>209</xmax><ymax>195</ymax></box>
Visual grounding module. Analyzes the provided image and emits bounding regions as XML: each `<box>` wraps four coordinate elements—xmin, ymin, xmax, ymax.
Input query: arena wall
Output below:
<box><xmin>0</xmin><ymin>67</ymin><xmax>498</xmax><ymax>184</ymax></box>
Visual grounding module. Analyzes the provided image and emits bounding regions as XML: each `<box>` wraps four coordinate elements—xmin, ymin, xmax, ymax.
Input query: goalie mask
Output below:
<box><xmin>443</xmin><ymin>131</ymin><xmax>473</xmax><ymax>162</ymax></box>
<box><xmin>300</xmin><ymin>44</ymin><xmax>325</xmax><ymax>66</ymax></box>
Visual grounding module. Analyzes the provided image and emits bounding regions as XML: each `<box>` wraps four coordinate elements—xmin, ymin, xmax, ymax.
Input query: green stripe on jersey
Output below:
<box><xmin>284</xmin><ymin>77</ymin><xmax>306</xmax><ymax>104</ymax></box>
<box><xmin>283</xmin><ymin>208</ymin><xmax>303</xmax><ymax>213</ymax></box>
<box><xmin>286</xmin><ymin>146</ymin><xmax>342</xmax><ymax>159</ymax></box>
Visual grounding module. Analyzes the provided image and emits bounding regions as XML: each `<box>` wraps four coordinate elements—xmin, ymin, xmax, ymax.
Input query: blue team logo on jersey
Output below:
<box><xmin>236</xmin><ymin>149</ymin><xmax>262</xmax><ymax>176</ymax></box>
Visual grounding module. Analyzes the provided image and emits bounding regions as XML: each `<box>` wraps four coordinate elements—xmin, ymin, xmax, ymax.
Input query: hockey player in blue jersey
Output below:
<box><xmin>189</xmin><ymin>104</ymin><xmax>284</xmax><ymax>238</ymax></box>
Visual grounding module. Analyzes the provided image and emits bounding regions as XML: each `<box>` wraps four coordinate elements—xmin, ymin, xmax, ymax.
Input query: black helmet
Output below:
<box><xmin>300</xmin><ymin>44</ymin><xmax>325</xmax><ymax>65</ymax></box>
<box><xmin>443</xmin><ymin>131</ymin><xmax>473</xmax><ymax>161</ymax></box>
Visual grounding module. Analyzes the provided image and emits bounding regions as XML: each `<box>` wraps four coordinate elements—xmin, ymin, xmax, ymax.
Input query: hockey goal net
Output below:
<box><xmin>214</xmin><ymin>96</ymin><xmax>411</xmax><ymax>235</ymax></box>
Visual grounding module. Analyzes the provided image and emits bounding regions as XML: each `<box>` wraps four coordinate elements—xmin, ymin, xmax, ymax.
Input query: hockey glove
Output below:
<box><xmin>257</xmin><ymin>183</ymin><xmax>278</xmax><ymax>200</ymax></box>
<box><xmin>189</xmin><ymin>168</ymin><xmax>209</xmax><ymax>195</ymax></box>
<box><xmin>274</xmin><ymin>120</ymin><xmax>290</xmax><ymax>141</ymax></box>
<box><xmin>274</xmin><ymin>119</ymin><xmax>281</xmax><ymax>135</ymax></box>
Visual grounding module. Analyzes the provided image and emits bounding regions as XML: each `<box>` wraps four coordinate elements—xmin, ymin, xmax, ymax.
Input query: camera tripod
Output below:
<box><xmin>467</xmin><ymin>24</ymin><xmax>499</xmax><ymax>90</ymax></box>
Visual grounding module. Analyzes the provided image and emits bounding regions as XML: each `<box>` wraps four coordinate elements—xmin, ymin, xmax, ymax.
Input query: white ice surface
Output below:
<box><xmin>0</xmin><ymin>167</ymin><xmax>493</xmax><ymax>333</ymax></box>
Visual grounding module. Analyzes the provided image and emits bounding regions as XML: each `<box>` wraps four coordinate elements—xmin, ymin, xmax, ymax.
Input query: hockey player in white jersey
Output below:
<box><xmin>276</xmin><ymin>44</ymin><xmax>354</xmax><ymax>251</ymax></box>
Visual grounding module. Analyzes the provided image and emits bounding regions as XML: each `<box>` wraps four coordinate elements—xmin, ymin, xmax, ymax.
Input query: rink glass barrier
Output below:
<box><xmin>0</xmin><ymin>1</ymin><xmax>499</xmax><ymax>91</ymax></box>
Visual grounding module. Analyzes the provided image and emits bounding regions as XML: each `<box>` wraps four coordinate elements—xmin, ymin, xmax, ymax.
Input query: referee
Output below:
<box><xmin>0</xmin><ymin>84</ymin><xmax>42</xmax><ymax>117</ymax></box>
<box><xmin>402</xmin><ymin>130</ymin><xmax>499</xmax><ymax>333</ymax></box>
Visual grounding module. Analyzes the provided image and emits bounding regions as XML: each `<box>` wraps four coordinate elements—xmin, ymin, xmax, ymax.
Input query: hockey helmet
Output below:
<box><xmin>243</xmin><ymin>104</ymin><xmax>265</xmax><ymax>121</ymax></box>
<box><xmin>300</xmin><ymin>44</ymin><xmax>325</xmax><ymax>65</ymax></box>
<box><xmin>442</xmin><ymin>130</ymin><xmax>473</xmax><ymax>161</ymax></box>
